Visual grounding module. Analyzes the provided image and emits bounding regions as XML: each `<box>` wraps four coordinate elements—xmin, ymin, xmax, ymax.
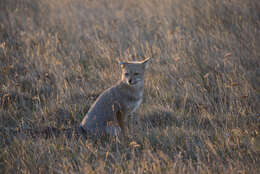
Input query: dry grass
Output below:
<box><xmin>0</xmin><ymin>0</ymin><xmax>259</xmax><ymax>173</ymax></box>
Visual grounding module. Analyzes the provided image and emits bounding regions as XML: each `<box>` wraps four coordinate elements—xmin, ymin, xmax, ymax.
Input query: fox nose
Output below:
<box><xmin>128</xmin><ymin>79</ymin><xmax>133</xmax><ymax>84</ymax></box>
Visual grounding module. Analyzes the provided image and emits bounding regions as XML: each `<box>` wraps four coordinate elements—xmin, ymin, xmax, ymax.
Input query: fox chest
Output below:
<box><xmin>126</xmin><ymin>98</ymin><xmax>142</xmax><ymax>114</ymax></box>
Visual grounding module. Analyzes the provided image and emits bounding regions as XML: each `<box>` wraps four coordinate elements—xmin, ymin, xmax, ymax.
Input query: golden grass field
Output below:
<box><xmin>0</xmin><ymin>0</ymin><xmax>259</xmax><ymax>173</ymax></box>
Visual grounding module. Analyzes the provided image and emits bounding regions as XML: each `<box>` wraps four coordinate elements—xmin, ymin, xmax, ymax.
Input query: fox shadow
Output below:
<box><xmin>0</xmin><ymin>125</ymin><xmax>115</xmax><ymax>149</ymax></box>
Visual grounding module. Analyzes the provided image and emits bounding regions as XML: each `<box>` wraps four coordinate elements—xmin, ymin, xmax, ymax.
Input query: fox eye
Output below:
<box><xmin>134</xmin><ymin>72</ymin><xmax>139</xmax><ymax>76</ymax></box>
<box><xmin>125</xmin><ymin>73</ymin><xmax>129</xmax><ymax>76</ymax></box>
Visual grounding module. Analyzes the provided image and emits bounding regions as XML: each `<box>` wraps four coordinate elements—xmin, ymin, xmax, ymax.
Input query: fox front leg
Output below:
<box><xmin>105</xmin><ymin>125</ymin><xmax>121</xmax><ymax>136</ymax></box>
<box><xmin>113</xmin><ymin>102</ymin><xmax>126</xmax><ymax>144</ymax></box>
<box><xmin>116</xmin><ymin>110</ymin><xmax>126</xmax><ymax>144</ymax></box>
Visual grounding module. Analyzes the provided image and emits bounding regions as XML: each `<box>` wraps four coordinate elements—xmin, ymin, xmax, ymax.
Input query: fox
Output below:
<box><xmin>80</xmin><ymin>57</ymin><xmax>151</xmax><ymax>141</ymax></box>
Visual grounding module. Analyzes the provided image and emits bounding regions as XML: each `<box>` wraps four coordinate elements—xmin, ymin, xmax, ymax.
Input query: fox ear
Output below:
<box><xmin>119</xmin><ymin>61</ymin><xmax>128</xmax><ymax>69</ymax></box>
<box><xmin>117</xmin><ymin>59</ymin><xmax>125</xmax><ymax>68</ymax></box>
<box><xmin>142</xmin><ymin>57</ymin><xmax>151</xmax><ymax>69</ymax></box>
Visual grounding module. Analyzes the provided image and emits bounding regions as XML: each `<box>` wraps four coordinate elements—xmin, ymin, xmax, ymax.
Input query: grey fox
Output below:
<box><xmin>80</xmin><ymin>57</ymin><xmax>151</xmax><ymax>140</ymax></box>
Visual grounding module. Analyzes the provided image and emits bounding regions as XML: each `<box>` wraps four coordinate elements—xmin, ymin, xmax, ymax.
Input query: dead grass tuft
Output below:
<box><xmin>0</xmin><ymin>0</ymin><xmax>259</xmax><ymax>173</ymax></box>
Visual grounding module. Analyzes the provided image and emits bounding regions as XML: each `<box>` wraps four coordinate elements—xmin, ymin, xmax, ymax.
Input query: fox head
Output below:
<box><xmin>119</xmin><ymin>57</ymin><xmax>151</xmax><ymax>88</ymax></box>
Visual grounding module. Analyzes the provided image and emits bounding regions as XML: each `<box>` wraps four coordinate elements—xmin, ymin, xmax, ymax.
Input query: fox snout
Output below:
<box><xmin>128</xmin><ymin>78</ymin><xmax>135</xmax><ymax>85</ymax></box>
<box><xmin>126</xmin><ymin>78</ymin><xmax>139</xmax><ymax>85</ymax></box>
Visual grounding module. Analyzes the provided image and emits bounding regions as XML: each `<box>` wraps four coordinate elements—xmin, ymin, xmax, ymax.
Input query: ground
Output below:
<box><xmin>0</xmin><ymin>0</ymin><xmax>259</xmax><ymax>173</ymax></box>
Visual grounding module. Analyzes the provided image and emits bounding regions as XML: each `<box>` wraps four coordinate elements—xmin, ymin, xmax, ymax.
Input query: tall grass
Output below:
<box><xmin>0</xmin><ymin>0</ymin><xmax>259</xmax><ymax>173</ymax></box>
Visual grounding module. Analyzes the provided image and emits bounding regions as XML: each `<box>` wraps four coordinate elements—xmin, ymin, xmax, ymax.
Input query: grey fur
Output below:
<box><xmin>80</xmin><ymin>58</ymin><xmax>150</xmax><ymax>137</ymax></box>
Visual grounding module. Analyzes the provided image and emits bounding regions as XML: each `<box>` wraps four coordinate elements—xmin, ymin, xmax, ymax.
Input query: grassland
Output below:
<box><xmin>0</xmin><ymin>0</ymin><xmax>259</xmax><ymax>173</ymax></box>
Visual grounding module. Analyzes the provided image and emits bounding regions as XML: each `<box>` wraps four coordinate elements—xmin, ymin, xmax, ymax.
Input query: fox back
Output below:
<box><xmin>80</xmin><ymin>58</ymin><xmax>150</xmax><ymax>135</ymax></box>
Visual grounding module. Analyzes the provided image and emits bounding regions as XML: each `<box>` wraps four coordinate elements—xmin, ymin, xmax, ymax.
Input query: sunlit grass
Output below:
<box><xmin>0</xmin><ymin>0</ymin><xmax>259</xmax><ymax>173</ymax></box>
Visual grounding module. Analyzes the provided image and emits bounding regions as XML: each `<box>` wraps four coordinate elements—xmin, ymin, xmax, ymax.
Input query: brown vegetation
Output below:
<box><xmin>0</xmin><ymin>0</ymin><xmax>259</xmax><ymax>173</ymax></box>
